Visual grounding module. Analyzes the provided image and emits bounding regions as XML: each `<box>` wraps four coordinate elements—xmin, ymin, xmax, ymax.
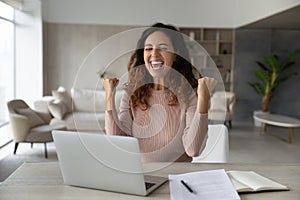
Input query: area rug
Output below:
<box><xmin>0</xmin><ymin>144</ymin><xmax>58</xmax><ymax>182</ymax></box>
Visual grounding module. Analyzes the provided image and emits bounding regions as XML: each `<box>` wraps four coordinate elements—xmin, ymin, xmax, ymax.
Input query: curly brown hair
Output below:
<box><xmin>125</xmin><ymin>23</ymin><xmax>201</xmax><ymax>110</ymax></box>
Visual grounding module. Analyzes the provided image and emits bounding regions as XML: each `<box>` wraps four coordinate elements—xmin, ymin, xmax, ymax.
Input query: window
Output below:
<box><xmin>0</xmin><ymin>1</ymin><xmax>14</xmax><ymax>126</ymax></box>
<box><xmin>0</xmin><ymin>1</ymin><xmax>13</xmax><ymax>20</ymax></box>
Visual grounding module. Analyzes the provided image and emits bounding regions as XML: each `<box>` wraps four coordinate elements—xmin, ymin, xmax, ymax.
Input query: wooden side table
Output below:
<box><xmin>253</xmin><ymin>113</ymin><xmax>300</xmax><ymax>143</ymax></box>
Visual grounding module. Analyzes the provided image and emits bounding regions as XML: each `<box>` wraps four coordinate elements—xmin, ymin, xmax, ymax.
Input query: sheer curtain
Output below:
<box><xmin>0</xmin><ymin>1</ymin><xmax>14</xmax><ymax>126</ymax></box>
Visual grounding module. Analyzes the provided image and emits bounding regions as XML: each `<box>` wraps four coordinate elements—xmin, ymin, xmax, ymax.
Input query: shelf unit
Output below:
<box><xmin>180</xmin><ymin>28</ymin><xmax>235</xmax><ymax>91</ymax></box>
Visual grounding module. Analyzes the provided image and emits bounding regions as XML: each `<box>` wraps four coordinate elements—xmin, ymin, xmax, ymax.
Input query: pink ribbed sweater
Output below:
<box><xmin>105</xmin><ymin>89</ymin><xmax>208</xmax><ymax>162</ymax></box>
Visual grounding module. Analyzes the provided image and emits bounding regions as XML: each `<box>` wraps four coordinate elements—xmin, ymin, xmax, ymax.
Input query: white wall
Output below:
<box><xmin>41</xmin><ymin>0</ymin><xmax>235</xmax><ymax>27</ymax></box>
<box><xmin>235</xmin><ymin>0</ymin><xmax>300</xmax><ymax>27</ymax></box>
<box><xmin>15</xmin><ymin>0</ymin><xmax>43</xmax><ymax>106</ymax></box>
<box><xmin>41</xmin><ymin>0</ymin><xmax>300</xmax><ymax>27</ymax></box>
<box><xmin>43</xmin><ymin>23</ymin><xmax>137</xmax><ymax>93</ymax></box>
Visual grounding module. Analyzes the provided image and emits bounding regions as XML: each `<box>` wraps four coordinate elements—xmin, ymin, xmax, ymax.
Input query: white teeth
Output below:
<box><xmin>150</xmin><ymin>61</ymin><xmax>163</xmax><ymax>70</ymax></box>
<box><xmin>151</xmin><ymin>61</ymin><xmax>163</xmax><ymax>65</ymax></box>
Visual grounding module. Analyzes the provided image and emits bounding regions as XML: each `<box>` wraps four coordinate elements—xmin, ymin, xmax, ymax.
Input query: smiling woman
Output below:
<box><xmin>102</xmin><ymin>23</ymin><xmax>217</xmax><ymax>162</ymax></box>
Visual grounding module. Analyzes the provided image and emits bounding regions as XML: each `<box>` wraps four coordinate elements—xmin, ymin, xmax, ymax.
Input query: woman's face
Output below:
<box><xmin>143</xmin><ymin>31</ymin><xmax>176</xmax><ymax>78</ymax></box>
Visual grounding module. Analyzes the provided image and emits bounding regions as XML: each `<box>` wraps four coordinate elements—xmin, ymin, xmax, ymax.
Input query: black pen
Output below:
<box><xmin>180</xmin><ymin>180</ymin><xmax>194</xmax><ymax>193</ymax></box>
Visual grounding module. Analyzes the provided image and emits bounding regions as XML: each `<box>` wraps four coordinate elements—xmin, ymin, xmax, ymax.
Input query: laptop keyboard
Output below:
<box><xmin>145</xmin><ymin>182</ymin><xmax>156</xmax><ymax>190</ymax></box>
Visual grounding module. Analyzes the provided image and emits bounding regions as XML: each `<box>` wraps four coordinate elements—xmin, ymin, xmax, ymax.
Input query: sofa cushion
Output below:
<box><xmin>210</xmin><ymin>96</ymin><xmax>228</xmax><ymax>111</ymax></box>
<box><xmin>16</xmin><ymin>108</ymin><xmax>45</xmax><ymax>127</ymax></box>
<box><xmin>48</xmin><ymin>99</ymin><xmax>68</xmax><ymax>120</ymax></box>
<box><xmin>71</xmin><ymin>88</ymin><xmax>106</xmax><ymax>112</ymax></box>
<box><xmin>210</xmin><ymin>91</ymin><xmax>235</xmax><ymax>112</ymax></box>
<box><xmin>50</xmin><ymin>112</ymin><xmax>106</xmax><ymax>131</ymax></box>
<box><xmin>52</xmin><ymin>86</ymin><xmax>72</xmax><ymax>112</ymax></box>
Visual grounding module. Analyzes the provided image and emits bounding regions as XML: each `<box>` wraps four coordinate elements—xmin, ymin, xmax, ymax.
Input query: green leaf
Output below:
<box><xmin>274</xmin><ymin>73</ymin><xmax>298</xmax><ymax>89</ymax></box>
<box><xmin>280</xmin><ymin>49</ymin><xmax>300</xmax><ymax>69</ymax></box>
<box><xmin>278</xmin><ymin>61</ymin><xmax>295</xmax><ymax>72</ymax></box>
<box><xmin>248</xmin><ymin>82</ymin><xmax>265</xmax><ymax>96</ymax></box>
<box><xmin>265</xmin><ymin>56</ymin><xmax>280</xmax><ymax>72</ymax></box>
<box><xmin>256</xmin><ymin>61</ymin><xmax>271</xmax><ymax>72</ymax></box>
<box><xmin>255</xmin><ymin>70</ymin><xmax>270</xmax><ymax>83</ymax></box>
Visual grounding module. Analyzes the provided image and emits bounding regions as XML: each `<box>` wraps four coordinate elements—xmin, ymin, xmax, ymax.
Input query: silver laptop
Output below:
<box><xmin>52</xmin><ymin>130</ymin><xmax>167</xmax><ymax>196</ymax></box>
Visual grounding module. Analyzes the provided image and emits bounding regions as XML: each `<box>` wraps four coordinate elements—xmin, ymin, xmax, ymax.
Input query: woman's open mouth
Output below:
<box><xmin>150</xmin><ymin>61</ymin><xmax>164</xmax><ymax>70</ymax></box>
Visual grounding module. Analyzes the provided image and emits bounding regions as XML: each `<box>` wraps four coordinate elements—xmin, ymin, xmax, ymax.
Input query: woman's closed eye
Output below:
<box><xmin>144</xmin><ymin>47</ymin><xmax>153</xmax><ymax>51</ymax></box>
<box><xmin>159</xmin><ymin>47</ymin><xmax>168</xmax><ymax>51</ymax></box>
<box><xmin>144</xmin><ymin>44</ymin><xmax>170</xmax><ymax>52</ymax></box>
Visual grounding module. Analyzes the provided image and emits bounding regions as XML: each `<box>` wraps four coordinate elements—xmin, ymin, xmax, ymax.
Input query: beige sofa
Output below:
<box><xmin>34</xmin><ymin>87</ymin><xmax>124</xmax><ymax>132</ymax></box>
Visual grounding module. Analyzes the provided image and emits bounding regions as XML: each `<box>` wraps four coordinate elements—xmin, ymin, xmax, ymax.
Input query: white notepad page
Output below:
<box><xmin>169</xmin><ymin>169</ymin><xmax>240</xmax><ymax>200</ymax></box>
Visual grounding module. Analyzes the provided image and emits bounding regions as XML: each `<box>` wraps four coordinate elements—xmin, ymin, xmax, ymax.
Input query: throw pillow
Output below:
<box><xmin>52</xmin><ymin>86</ymin><xmax>72</xmax><ymax>112</ymax></box>
<box><xmin>57</xmin><ymin>86</ymin><xmax>67</xmax><ymax>92</ymax></box>
<box><xmin>48</xmin><ymin>99</ymin><xmax>68</xmax><ymax>120</ymax></box>
<box><xmin>71</xmin><ymin>88</ymin><xmax>106</xmax><ymax>112</ymax></box>
<box><xmin>16</xmin><ymin>108</ymin><xmax>45</xmax><ymax>127</ymax></box>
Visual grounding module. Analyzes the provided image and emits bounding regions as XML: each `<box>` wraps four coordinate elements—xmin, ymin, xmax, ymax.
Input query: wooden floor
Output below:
<box><xmin>229</xmin><ymin>122</ymin><xmax>300</xmax><ymax>163</ymax></box>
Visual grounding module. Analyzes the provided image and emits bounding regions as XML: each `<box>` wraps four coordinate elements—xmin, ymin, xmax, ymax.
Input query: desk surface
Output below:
<box><xmin>1</xmin><ymin>162</ymin><xmax>300</xmax><ymax>200</ymax></box>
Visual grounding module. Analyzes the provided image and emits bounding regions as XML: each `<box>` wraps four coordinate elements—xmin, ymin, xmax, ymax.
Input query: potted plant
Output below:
<box><xmin>249</xmin><ymin>49</ymin><xmax>300</xmax><ymax>112</ymax></box>
<box><xmin>97</xmin><ymin>68</ymin><xmax>106</xmax><ymax>79</ymax></box>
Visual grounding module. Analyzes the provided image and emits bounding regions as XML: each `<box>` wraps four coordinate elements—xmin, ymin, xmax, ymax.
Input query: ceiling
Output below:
<box><xmin>241</xmin><ymin>5</ymin><xmax>300</xmax><ymax>29</ymax></box>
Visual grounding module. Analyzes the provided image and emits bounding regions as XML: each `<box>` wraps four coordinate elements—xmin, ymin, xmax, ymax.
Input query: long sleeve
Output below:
<box><xmin>181</xmin><ymin>91</ymin><xmax>209</xmax><ymax>157</ymax></box>
<box><xmin>182</xmin><ymin>113</ymin><xmax>208</xmax><ymax>157</ymax></box>
<box><xmin>105</xmin><ymin>91</ymin><xmax>133</xmax><ymax>136</ymax></box>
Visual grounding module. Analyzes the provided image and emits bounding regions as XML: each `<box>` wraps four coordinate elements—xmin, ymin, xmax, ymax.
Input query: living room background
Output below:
<box><xmin>8</xmin><ymin>0</ymin><xmax>298</xmax><ymax>123</ymax></box>
<box><xmin>42</xmin><ymin>22</ymin><xmax>300</xmax><ymax>122</ymax></box>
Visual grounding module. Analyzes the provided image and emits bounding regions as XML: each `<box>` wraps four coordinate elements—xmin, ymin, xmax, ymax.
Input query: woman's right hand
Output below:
<box><xmin>102</xmin><ymin>78</ymin><xmax>119</xmax><ymax>95</ymax></box>
<box><xmin>102</xmin><ymin>78</ymin><xmax>119</xmax><ymax>110</ymax></box>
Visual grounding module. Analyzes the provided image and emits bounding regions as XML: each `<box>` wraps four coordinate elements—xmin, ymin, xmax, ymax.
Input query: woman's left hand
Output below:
<box><xmin>197</xmin><ymin>77</ymin><xmax>217</xmax><ymax>113</ymax></box>
<box><xmin>198</xmin><ymin>77</ymin><xmax>217</xmax><ymax>97</ymax></box>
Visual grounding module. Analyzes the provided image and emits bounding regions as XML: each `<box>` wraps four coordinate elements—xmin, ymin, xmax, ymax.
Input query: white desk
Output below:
<box><xmin>254</xmin><ymin>113</ymin><xmax>300</xmax><ymax>143</ymax></box>
<box><xmin>1</xmin><ymin>162</ymin><xmax>300</xmax><ymax>199</ymax></box>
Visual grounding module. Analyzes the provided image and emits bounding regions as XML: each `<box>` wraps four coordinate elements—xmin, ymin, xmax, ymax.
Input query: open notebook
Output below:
<box><xmin>227</xmin><ymin>170</ymin><xmax>289</xmax><ymax>193</ymax></box>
